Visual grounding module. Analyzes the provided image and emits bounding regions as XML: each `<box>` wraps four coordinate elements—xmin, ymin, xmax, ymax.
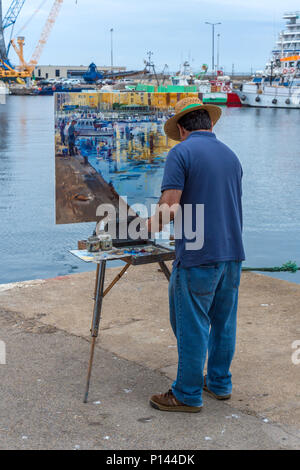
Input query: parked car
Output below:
<box><xmin>67</xmin><ymin>79</ymin><xmax>82</xmax><ymax>85</ymax></box>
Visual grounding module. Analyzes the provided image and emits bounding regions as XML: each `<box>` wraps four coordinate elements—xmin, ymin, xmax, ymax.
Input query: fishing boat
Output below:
<box><xmin>237</xmin><ymin>78</ymin><xmax>300</xmax><ymax>108</ymax></box>
<box><xmin>127</xmin><ymin>58</ymin><xmax>241</xmax><ymax>106</ymax></box>
<box><xmin>75</xmin><ymin>119</ymin><xmax>114</xmax><ymax>137</ymax></box>
<box><xmin>170</xmin><ymin>61</ymin><xmax>240</xmax><ymax>105</ymax></box>
<box><xmin>237</xmin><ymin>12</ymin><xmax>300</xmax><ymax>108</ymax></box>
<box><xmin>196</xmin><ymin>77</ymin><xmax>236</xmax><ymax>105</ymax></box>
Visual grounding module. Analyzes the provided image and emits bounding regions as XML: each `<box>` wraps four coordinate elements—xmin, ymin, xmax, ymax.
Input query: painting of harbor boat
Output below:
<box><xmin>55</xmin><ymin>91</ymin><xmax>200</xmax><ymax>224</ymax></box>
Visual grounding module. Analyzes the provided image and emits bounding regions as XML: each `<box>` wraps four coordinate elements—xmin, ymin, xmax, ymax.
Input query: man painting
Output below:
<box><xmin>147</xmin><ymin>98</ymin><xmax>245</xmax><ymax>412</ymax></box>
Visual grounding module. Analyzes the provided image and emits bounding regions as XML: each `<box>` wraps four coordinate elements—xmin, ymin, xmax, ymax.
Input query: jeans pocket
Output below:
<box><xmin>187</xmin><ymin>265</ymin><xmax>219</xmax><ymax>296</ymax></box>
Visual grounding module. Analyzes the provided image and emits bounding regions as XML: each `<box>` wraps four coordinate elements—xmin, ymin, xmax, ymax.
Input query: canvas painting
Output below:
<box><xmin>55</xmin><ymin>91</ymin><xmax>200</xmax><ymax>224</ymax></box>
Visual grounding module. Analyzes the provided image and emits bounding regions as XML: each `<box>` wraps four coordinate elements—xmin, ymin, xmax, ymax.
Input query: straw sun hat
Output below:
<box><xmin>164</xmin><ymin>97</ymin><xmax>222</xmax><ymax>141</ymax></box>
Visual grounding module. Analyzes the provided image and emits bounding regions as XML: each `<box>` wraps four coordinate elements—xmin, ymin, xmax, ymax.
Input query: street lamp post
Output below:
<box><xmin>205</xmin><ymin>22</ymin><xmax>221</xmax><ymax>76</ymax></box>
<box><xmin>110</xmin><ymin>28</ymin><xmax>114</xmax><ymax>73</ymax></box>
<box><xmin>217</xmin><ymin>33</ymin><xmax>220</xmax><ymax>72</ymax></box>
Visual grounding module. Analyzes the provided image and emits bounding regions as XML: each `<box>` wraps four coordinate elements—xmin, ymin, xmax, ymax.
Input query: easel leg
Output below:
<box><xmin>84</xmin><ymin>337</ymin><xmax>96</xmax><ymax>404</ymax></box>
<box><xmin>83</xmin><ymin>260</ymin><xmax>106</xmax><ymax>403</ymax></box>
<box><xmin>158</xmin><ymin>261</ymin><xmax>171</xmax><ymax>282</ymax></box>
<box><xmin>90</xmin><ymin>263</ymin><xmax>100</xmax><ymax>332</ymax></box>
<box><xmin>83</xmin><ymin>260</ymin><xmax>170</xmax><ymax>402</ymax></box>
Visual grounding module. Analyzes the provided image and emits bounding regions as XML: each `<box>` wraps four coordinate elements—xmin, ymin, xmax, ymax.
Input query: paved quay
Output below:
<box><xmin>0</xmin><ymin>265</ymin><xmax>299</xmax><ymax>450</ymax></box>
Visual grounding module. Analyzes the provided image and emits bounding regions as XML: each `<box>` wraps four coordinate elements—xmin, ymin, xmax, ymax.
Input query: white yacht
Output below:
<box><xmin>237</xmin><ymin>12</ymin><xmax>300</xmax><ymax>108</ymax></box>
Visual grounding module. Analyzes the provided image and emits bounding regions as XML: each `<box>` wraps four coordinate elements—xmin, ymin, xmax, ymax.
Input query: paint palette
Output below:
<box><xmin>70</xmin><ymin>241</ymin><xmax>175</xmax><ymax>265</ymax></box>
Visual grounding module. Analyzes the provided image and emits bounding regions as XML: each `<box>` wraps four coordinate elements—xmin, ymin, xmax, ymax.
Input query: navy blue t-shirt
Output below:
<box><xmin>161</xmin><ymin>131</ymin><xmax>245</xmax><ymax>267</ymax></box>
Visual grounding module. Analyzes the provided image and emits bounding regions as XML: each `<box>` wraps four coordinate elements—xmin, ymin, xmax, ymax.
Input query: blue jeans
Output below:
<box><xmin>169</xmin><ymin>261</ymin><xmax>242</xmax><ymax>407</ymax></box>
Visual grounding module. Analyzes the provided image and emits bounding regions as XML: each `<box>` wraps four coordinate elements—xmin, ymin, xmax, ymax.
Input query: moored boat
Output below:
<box><xmin>237</xmin><ymin>12</ymin><xmax>300</xmax><ymax>108</ymax></box>
<box><xmin>75</xmin><ymin>118</ymin><xmax>114</xmax><ymax>136</ymax></box>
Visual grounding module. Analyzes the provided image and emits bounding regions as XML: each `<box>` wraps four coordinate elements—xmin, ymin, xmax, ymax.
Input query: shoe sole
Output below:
<box><xmin>149</xmin><ymin>399</ymin><xmax>202</xmax><ymax>413</ymax></box>
<box><xmin>203</xmin><ymin>386</ymin><xmax>231</xmax><ymax>401</ymax></box>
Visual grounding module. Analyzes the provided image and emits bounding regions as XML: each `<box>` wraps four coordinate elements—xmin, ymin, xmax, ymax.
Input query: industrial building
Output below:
<box><xmin>34</xmin><ymin>65</ymin><xmax>126</xmax><ymax>80</ymax></box>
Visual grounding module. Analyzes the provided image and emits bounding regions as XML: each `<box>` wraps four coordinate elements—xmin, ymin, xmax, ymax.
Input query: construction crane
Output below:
<box><xmin>0</xmin><ymin>0</ymin><xmax>26</xmax><ymax>60</ymax></box>
<box><xmin>2</xmin><ymin>0</ymin><xmax>26</xmax><ymax>30</ymax></box>
<box><xmin>11</xmin><ymin>0</ymin><xmax>64</xmax><ymax>77</ymax></box>
<box><xmin>1</xmin><ymin>0</ymin><xmax>64</xmax><ymax>79</ymax></box>
<box><xmin>0</xmin><ymin>2</ymin><xmax>7</xmax><ymax>62</ymax></box>
<box><xmin>17</xmin><ymin>0</ymin><xmax>49</xmax><ymax>36</ymax></box>
<box><xmin>0</xmin><ymin>0</ymin><xmax>29</xmax><ymax>78</ymax></box>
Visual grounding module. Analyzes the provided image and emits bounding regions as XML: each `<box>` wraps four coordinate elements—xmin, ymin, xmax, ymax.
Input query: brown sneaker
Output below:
<box><xmin>203</xmin><ymin>376</ymin><xmax>231</xmax><ymax>400</ymax></box>
<box><xmin>149</xmin><ymin>389</ymin><xmax>203</xmax><ymax>413</ymax></box>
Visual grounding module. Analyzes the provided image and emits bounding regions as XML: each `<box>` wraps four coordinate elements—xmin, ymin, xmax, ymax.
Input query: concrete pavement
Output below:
<box><xmin>0</xmin><ymin>265</ymin><xmax>299</xmax><ymax>449</ymax></box>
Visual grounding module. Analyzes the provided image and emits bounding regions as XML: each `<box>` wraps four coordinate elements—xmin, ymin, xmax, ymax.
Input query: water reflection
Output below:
<box><xmin>0</xmin><ymin>96</ymin><xmax>96</xmax><ymax>284</ymax></box>
<box><xmin>57</xmin><ymin>116</ymin><xmax>173</xmax><ymax>211</ymax></box>
<box><xmin>1</xmin><ymin>97</ymin><xmax>300</xmax><ymax>284</ymax></box>
<box><xmin>0</xmin><ymin>108</ymin><xmax>8</xmax><ymax>151</ymax></box>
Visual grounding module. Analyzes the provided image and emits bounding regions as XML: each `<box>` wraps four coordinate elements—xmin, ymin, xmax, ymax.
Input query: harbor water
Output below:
<box><xmin>0</xmin><ymin>95</ymin><xmax>300</xmax><ymax>284</ymax></box>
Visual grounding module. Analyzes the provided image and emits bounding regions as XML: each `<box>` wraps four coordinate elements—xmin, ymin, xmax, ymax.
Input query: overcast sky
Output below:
<box><xmin>2</xmin><ymin>0</ymin><xmax>300</xmax><ymax>73</ymax></box>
